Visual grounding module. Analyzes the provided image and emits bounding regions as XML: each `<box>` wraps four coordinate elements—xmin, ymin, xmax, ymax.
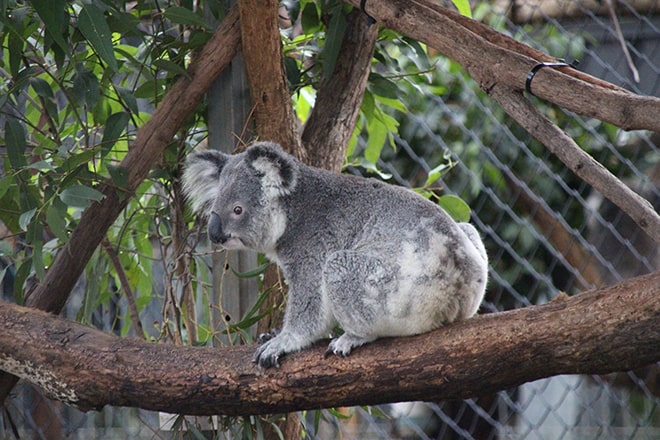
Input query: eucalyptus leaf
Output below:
<box><xmin>18</xmin><ymin>208</ymin><xmax>37</xmax><ymax>231</ymax></box>
<box><xmin>72</xmin><ymin>66</ymin><xmax>100</xmax><ymax>108</ymax></box>
<box><xmin>153</xmin><ymin>59</ymin><xmax>190</xmax><ymax>79</ymax></box>
<box><xmin>46</xmin><ymin>199</ymin><xmax>69</xmax><ymax>242</ymax></box>
<box><xmin>5</xmin><ymin>118</ymin><xmax>27</xmax><ymax>169</ymax></box>
<box><xmin>78</xmin><ymin>4</ymin><xmax>118</xmax><ymax>72</ymax></box>
<box><xmin>301</xmin><ymin>2</ymin><xmax>320</xmax><ymax>34</ymax></box>
<box><xmin>163</xmin><ymin>6</ymin><xmax>210</xmax><ymax>29</ymax></box>
<box><xmin>323</xmin><ymin>8</ymin><xmax>347</xmax><ymax>80</ymax></box>
<box><xmin>30</xmin><ymin>0</ymin><xmax>68</xmax><ymax>53</ymax></box>
<box><xmin>438</xmin><ymin>194</ymin><xmax>471</xmax><ymax>222</ymax></box>
<box><xmin>116</xmin><ymin>87</ymin><xmax>139</xmax><ymax>115</ymax></box>
<box><xmin>59</xmin><ymin>185</ymin><xmax>106</xmax><ymax>208</ymax></box>
<box><xmin>451</xmin><ymin>0</ymin><xmax>472</xmax><ymax>18</ymax></box>
<box><xmin>101</xmin><ymin>112</ymin><xmax>130</xmax><ymax>154</ymax></box>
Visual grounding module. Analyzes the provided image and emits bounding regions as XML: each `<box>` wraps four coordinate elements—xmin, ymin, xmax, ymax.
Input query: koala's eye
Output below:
<box><xmin>233</xmin><ymin>205</ymin><xmax>243</xmax><ymax>215</ymax></box>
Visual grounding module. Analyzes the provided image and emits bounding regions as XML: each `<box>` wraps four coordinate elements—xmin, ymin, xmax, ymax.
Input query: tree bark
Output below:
<box><xmin>238</xmin><ymin>0</ymin><xmax>303</xmax><ymax>159</ymax></box>
<box><xmin>301</xmin><ymin>9</ymin><xmax>379</xmax><ymax>172</ymax></box>
<box><xmin>1</xmin><ymin>271</ymin><xmax>658</xmax><ymax>416</ymax></box>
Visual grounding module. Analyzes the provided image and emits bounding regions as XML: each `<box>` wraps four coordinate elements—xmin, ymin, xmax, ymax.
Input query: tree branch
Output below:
<box><xmin>301</xmin><ymin>9</ymin><xmax>379</xmax><ymax>172</ymax></box>
<box><xmin>238</xmin><ymin>0</ymin><xmax>303</xmax><ymax>158</ymax></box>
<box><xmin>488</xmin><ymin>86</ymin><xmax>660</xmax><ymax>244</ymax></box>
<box><xmin>1</xmin><ymin>271</ymin><xmax>658</xmax><ymax>415</ymax></box>
<box><xmin>347</xmin><ymin>0</ymin><xmax>660</xmax><ymax>131</ymax></box>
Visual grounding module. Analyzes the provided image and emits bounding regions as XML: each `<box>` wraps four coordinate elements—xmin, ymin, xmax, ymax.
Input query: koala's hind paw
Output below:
<box><xmin>253</xmin><ymin>342</ymin><xmax>282</xmax><ymax>368</ymax></box>
<box><xmin>325</xmin><ymin>334</ymin><xmax>374</xmax><ymax>358</ymax></box>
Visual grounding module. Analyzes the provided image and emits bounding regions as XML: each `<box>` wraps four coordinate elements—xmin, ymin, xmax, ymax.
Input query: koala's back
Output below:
<box><xmin>280</xmin><ymin>166</ymin><xmax>488</xmax><ymax>337</ymax></box>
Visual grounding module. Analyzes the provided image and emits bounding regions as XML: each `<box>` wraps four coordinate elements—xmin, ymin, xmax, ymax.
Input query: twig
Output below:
<box><xmin>605</xmin><ymin>0</ymin><xmax>640</xmax><ymax>83</ymax></box>
<box><xmin>101</xmin><ymin>239</ymin><xmax>146</xmax><ymax>340</ymax></box>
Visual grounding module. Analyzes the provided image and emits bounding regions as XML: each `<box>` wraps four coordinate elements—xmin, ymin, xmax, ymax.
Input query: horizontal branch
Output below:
<box><xmin>347</xmin><ymin>0</ymin><xmax>660</xmax><ymax>132</ymax></box>
<box><xmin>1</xmin><ymin>271</ymin><xmax>658</xmax><ymax>416</ymax></box>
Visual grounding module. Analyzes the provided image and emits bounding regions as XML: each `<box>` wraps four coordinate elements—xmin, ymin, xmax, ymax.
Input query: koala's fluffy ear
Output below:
<box><xmin>182</xmin><ymin>150</ymin><xmax>227</xmax><ymax>215</ymax></box>
<box><xmin>246</xmin><ymin>142</ymin><xmax>298</xmax><ymax>196</ymax></box>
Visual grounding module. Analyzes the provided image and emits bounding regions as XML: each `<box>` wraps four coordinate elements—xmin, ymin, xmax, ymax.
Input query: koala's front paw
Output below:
<box><xmin>324</xmin><ymin>334</ymin><xmax>374</xmax><ymax>358</ymax></box>
<box><xmin>256</xmin><ymin>328</ymin><xmax>280</xmax><ymax>344</ymax></box>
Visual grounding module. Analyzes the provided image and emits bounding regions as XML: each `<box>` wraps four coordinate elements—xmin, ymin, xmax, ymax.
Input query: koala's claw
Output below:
<box><xmin>325</xmin><ymin>337</ymin><xmax>354</xmax><ymax>358</ymax></box>
<box><xmin>323</xmin><ymin>346</ymin><xmax>349</xmax><ymax>359</ymax></box>
<box><xmin>326</xmin><ymin>334</ymin><xmax>373</xmax><ymax>359</ymax></box>
<box><xmin>253</xmin><ymin>344</ymin><xmax>281</xmax><ymax>368</ymax></box>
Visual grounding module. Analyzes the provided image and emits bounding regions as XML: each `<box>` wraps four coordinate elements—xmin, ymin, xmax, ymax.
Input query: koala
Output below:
<box><xmin>183</xmin><ymin>142</ymin><xmax>488</xmax><ymax>368</ymax></box>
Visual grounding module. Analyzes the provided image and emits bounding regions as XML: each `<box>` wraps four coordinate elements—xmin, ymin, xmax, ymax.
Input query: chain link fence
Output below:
<box><xmin>2</xmin><ymin>0</ymin><xmax>659</xmax><ymax>438</ymax></box>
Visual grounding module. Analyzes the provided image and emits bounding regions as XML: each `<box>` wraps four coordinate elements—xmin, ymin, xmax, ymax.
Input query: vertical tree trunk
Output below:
<box><xmin>301</xmin><ymin>9</ymin><xmax>379</xmax><ymax>172</ymax></box>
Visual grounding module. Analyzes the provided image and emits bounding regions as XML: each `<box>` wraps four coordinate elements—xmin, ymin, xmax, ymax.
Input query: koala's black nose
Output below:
<box><xmin>208</xmin><ymin>212</ymin><xmax>231</xmax><ymax>244</ymax></box>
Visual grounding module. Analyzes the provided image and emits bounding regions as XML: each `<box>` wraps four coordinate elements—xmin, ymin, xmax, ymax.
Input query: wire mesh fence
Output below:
<box><xmin>1</xmin><ymin>0</ymin><xmax>659</xmax><ymax>438</ymax></box>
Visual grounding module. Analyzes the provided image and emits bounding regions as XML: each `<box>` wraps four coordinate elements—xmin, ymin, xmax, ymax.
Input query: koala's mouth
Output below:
<box><xmin>219</xmin><ymin>236</ymin><xmax>246</xmax><ymax>250</ymax></box>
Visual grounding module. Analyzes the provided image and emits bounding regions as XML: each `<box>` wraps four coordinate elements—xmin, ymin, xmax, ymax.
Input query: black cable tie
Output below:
<box><xmin>360</xmin><ymin>0</ymin><xmax>376</xmax><ymax>26</ymax></box>
<box><xmin>525</xmin><ymin>59</ymin><xmax>580</xmax><ymax>96</ymax></box>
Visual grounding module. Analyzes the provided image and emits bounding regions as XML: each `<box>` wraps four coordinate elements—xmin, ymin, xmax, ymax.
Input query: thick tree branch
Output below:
<box><xmin>0</xmin><ymin>5</ymin><xmax>242</xmax><ymax>403</ymax></box>
<box><xmin>1</xmin><ymin>271</ymin><xmax>658</xmax><ymax>416</ymax></box>
<box><xmin>301</xmin><ymin>9</ymin><xmax>379</xmax><ymax>172</ymax></box>
<box><xmin>347</xmin><ymin>0</ymin><xmax>660</xmax><ymax>131</ymax></box>
<box><xmin>238</xmin><ymin>0</ymin><xmax>303</xmax><ymax>158</ymax></box>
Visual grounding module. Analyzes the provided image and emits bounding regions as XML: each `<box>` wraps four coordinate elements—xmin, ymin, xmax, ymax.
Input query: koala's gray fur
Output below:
<box><xmin>183</xmin><ymin>142</ymin><xmax>488</xmax><ymax>368</ymax></box>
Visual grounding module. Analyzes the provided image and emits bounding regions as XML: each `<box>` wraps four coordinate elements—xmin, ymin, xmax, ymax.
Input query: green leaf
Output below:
<box><xmin>18</xmin><ymin>208</ymin><xmax>37</xmax><ymax>231</ymax></box>
<box><xmin>451</xmin><ymin>0</ymin><xmax>472</xmax><ymax>18</ymax></box>
<box><xmin>107</xmin><ymin>164</ymin><xmax>129</xmax><ymax>200</ymax></box>
<box><xmin>116</xmin><ymin>87</ymin><xmax>139</xmax><ymax>115</ymax></box>
<box><xmin>163</xmin><ymin>6</ymin><xmax>210</xmax><ymax>29</ymax></box>
<box><xmin>364</xmin><ymin>117</ymin><xmax>387</xmax><ymax>164</ymax></box>
<box><xmin>0</xmin><ymin>177</ymin><xmax>12</xmax><ymax>200</ymax></box>
<box><xmin>153</xmin><ymin>59</ymin><xmax>190</xmax><ymax>79</ymax></box>
<box><xmin>29</xmin><ymin>78</ymin><xmax>59</xmax><ymax>124</ymax></box>
<box><xmin>425</xmin><ymin>156</ymin><xmax>456</xmax><ymax>187</ymax></box>
<box><xmin>101</xmin><ymin>112</ymin><xmax>130</xmax><ymax>154</ymax></box>
<box><xmin>8</xmin><ymin>31</ymin><xmax>23</xmax><ymax>77</ymax></box>
<box><xmin>323</xmin><ymin>8</ymin><xmax>347</xmax><ymax>80</ymax></box>
<box><xmin>30</xmin><ymin>0</ymin><xmax>69</xmax><ymax>53</ymax></box>
<box><xmin>14</xmin><ymin>258</ymin><xmax>33</xmax><ymax>305</ymax></box>
<box><xmin>231</xmin><ymin>262</ymin><xmax>270</xmax><ymax>279</ymax></box>
<box><xmin>72</xmin><ymin>66</ymin><xmax>100</xmax><ymax>108</ymax></box>
<box><xmin>369</xmin><ymin>73</ymin><xmax>400</xmax><ymax>100</ymax></box>
<box><xmin>78</xmin><ymin>4</ymin><xmax>118</xmax><ymax>72</ymax></box>
<box><xmin>438</xmin><ymin>195</ymin><xmax>471</xmax><ymax>222</ymax></box>
<box><xmin>60</xmin><ymin>185</ymin><xmax>106</xmax><ymax>208</ymax></box>
<box><xmin>300</xmin><ymin>2</ymin><xmax>320</xmax><ymax>34</ymax></box>
<box><xmin>46</xmin><ymin>199</ymin><xmax>69</xmax><ymax>242</ymax></box>
<box><xmin>0</xmin><ymin>241</ymin><xmax>12</xmax><ymax>257</ymax></box>
<box><xmin>32</xmin><ymin>237</ymin><xmax>45</xmax><ymax>281</ymax></box>
<box><xmin>29</xmin><ymin>77</ymin><xmax>54</xmax><ymax>98</ymax></box>
<box><xmin>5</xmin><ymin>119</ymin><xmax>28</xmax><ymax>169</ymax></box>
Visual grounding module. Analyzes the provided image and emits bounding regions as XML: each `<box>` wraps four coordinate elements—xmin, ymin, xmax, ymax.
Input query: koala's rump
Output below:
<box><xmin>299</xmin><ymin>172</ymin><xmax>486</xmax><ymax>338</ymax></box>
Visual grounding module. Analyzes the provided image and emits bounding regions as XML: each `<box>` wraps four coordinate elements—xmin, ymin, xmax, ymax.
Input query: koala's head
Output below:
<box><xmin>182</xmin><ymin>142</ymin><xmax>298</xmax><ymax>253</ymax></box>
